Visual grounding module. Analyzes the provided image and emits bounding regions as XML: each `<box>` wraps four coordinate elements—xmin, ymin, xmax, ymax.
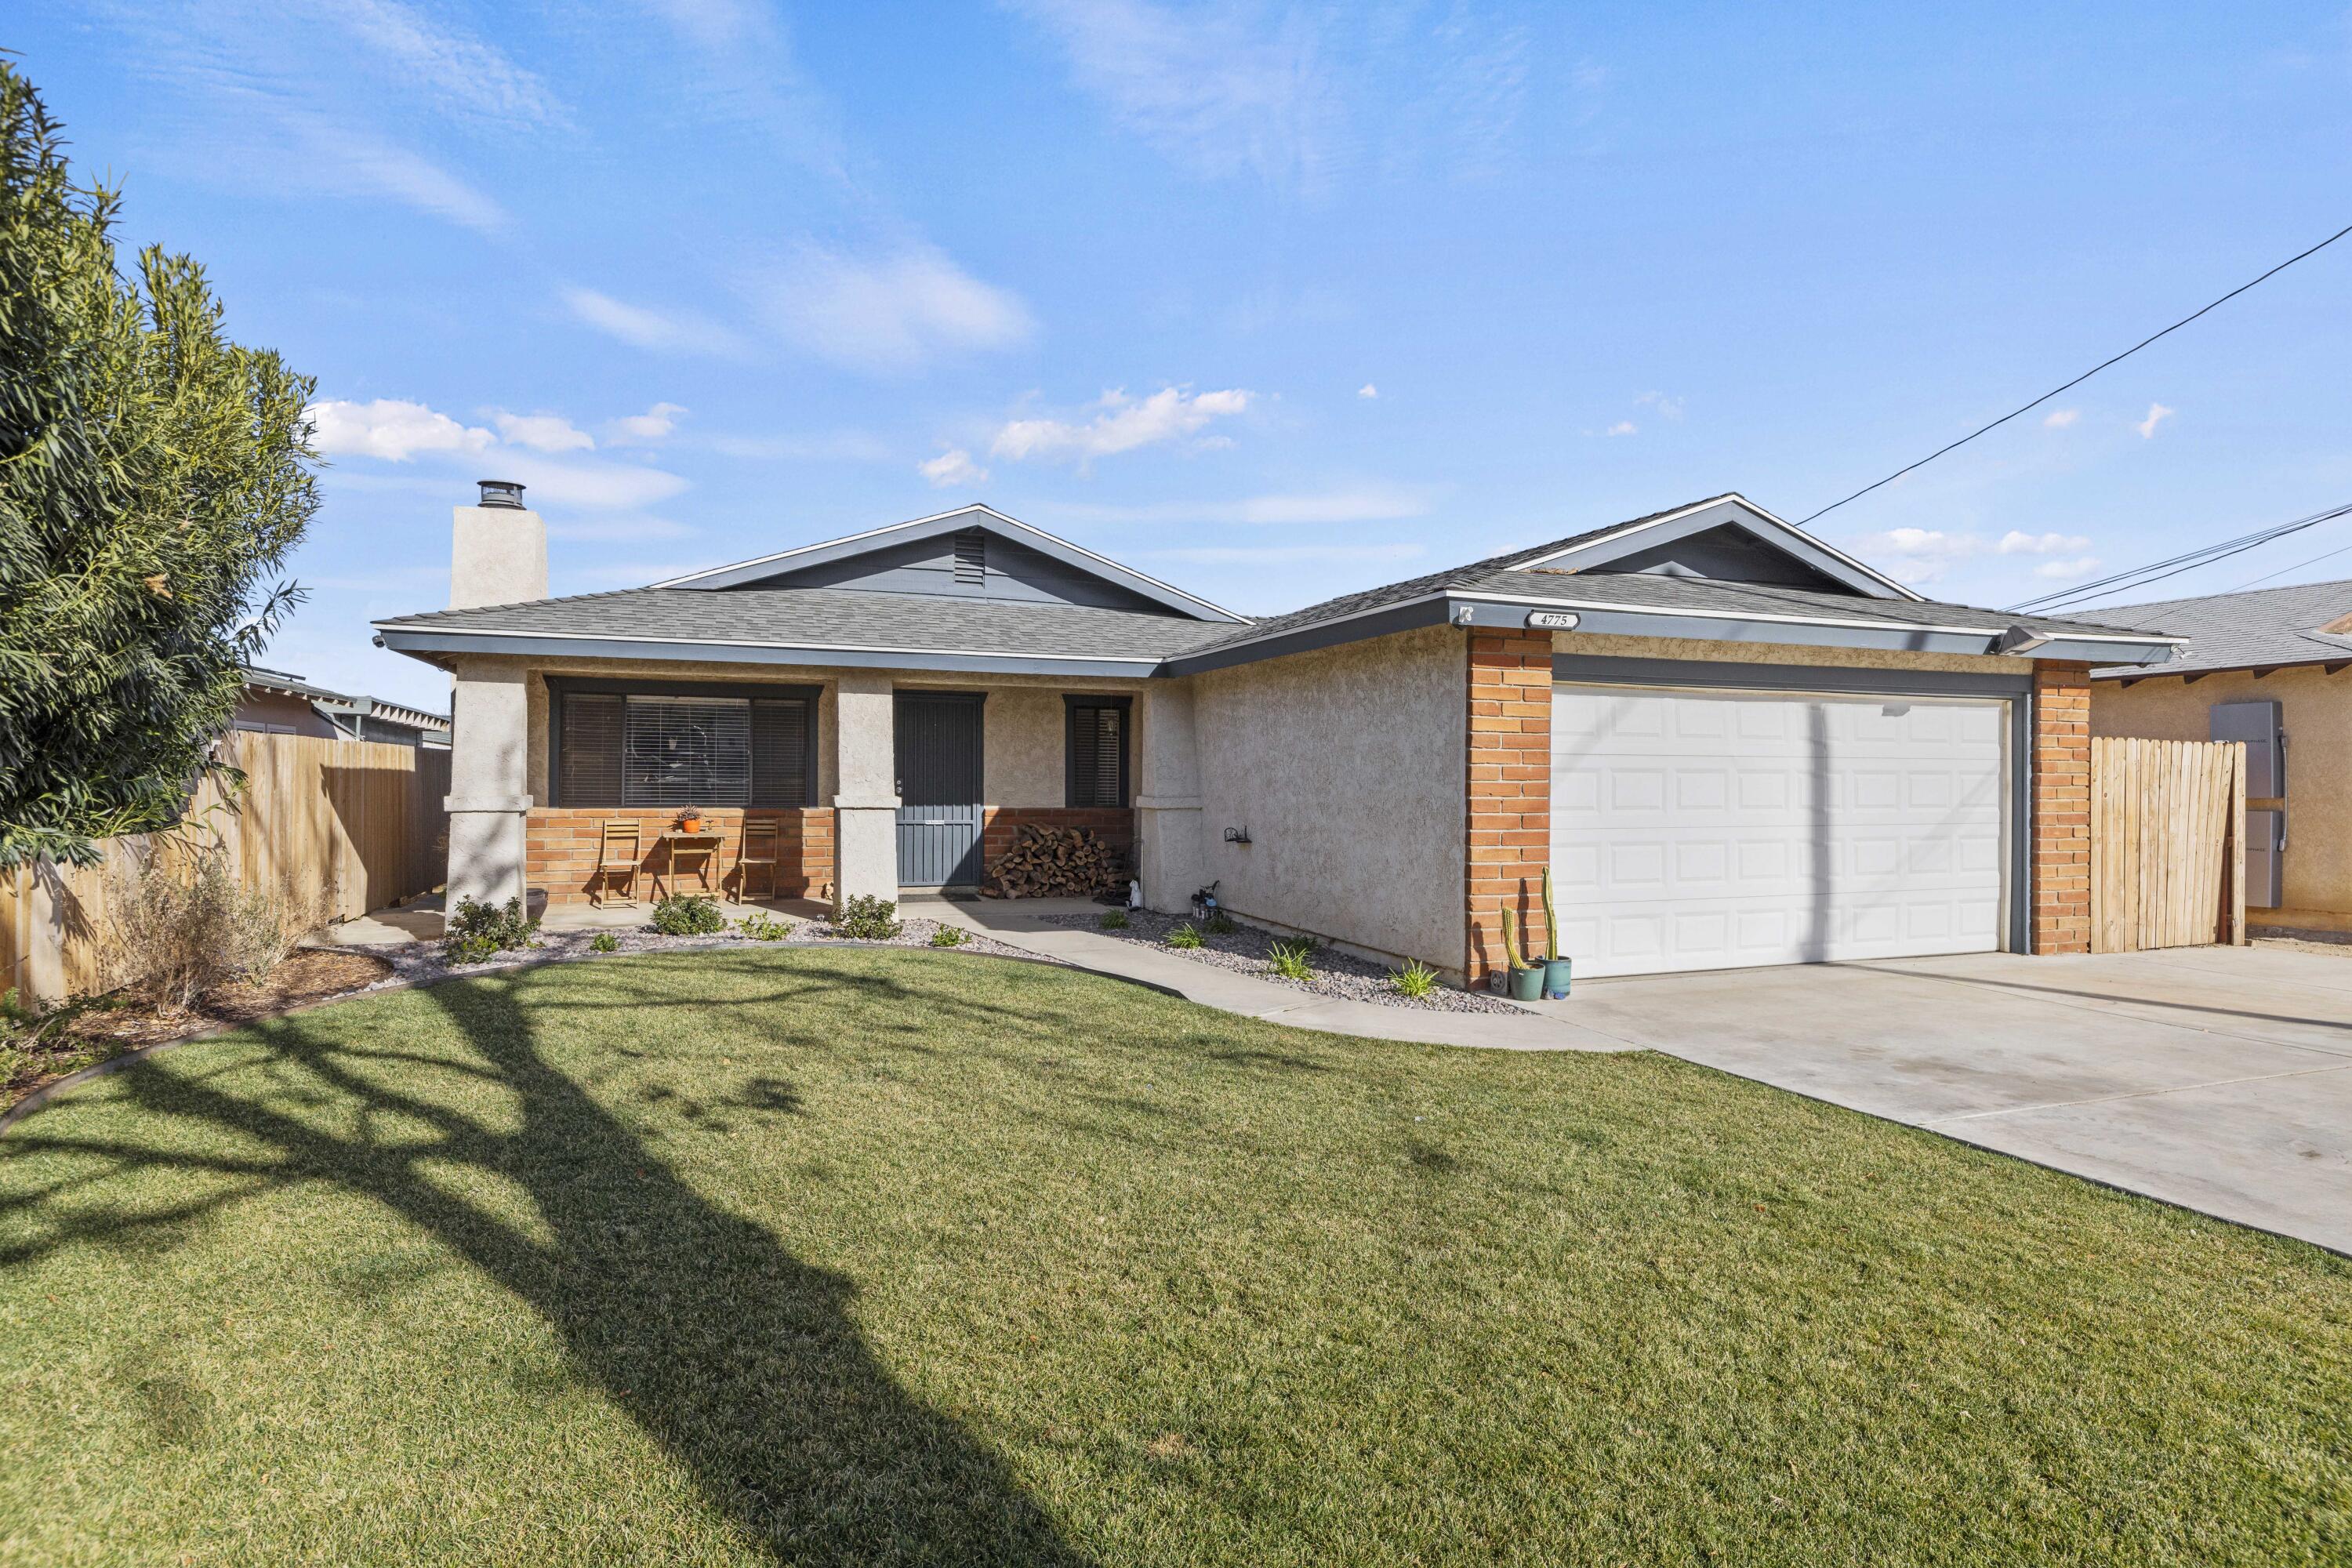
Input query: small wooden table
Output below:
<box><xmin>652</xmin><ymin>829</ymin><xmax>725</xmax><ymax>899</ymax></box>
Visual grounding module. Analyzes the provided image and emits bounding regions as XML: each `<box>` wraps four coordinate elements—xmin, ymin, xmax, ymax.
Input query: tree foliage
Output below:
<box><xmin>0</xmin><ymin>60</ymin><xmax>318</xmax><ymax>867</ymax></box>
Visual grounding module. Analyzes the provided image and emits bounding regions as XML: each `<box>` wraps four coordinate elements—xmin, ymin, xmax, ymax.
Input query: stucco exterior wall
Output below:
<box><xmin>1186</xmin><ymin>624</ymin><xmax>1465</xmax><ymax>971</ymax></box>
<box><xmin>2095</xmin><ymin>666</ymin><xmax>2352</xmax><ymax>915</ymax></box>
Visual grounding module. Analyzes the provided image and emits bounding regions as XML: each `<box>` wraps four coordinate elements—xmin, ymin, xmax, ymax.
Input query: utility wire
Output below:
<box><xmin>2007</xmin><ymin>499</ymin><xmax>2352</xmax><ymax>612</ymax></box>
<box><xmin>1798</xmin><ymin>220</ymin><xmax>2352</xmax><ymax>528</ymax></box>
<box><xmin>2223</xmin><ymin>534</ymin><xmax>2352</xmax><ymax>593</ymax></box>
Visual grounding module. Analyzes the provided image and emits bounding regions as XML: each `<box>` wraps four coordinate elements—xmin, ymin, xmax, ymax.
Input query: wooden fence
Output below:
<box><xmin>2089</xmin><ymin>736</ymin><xmax>2247</xmax><ymax>953</ymax></box>
<box><xmin>1</xmin><ymin>731</ymin><xmax>449</xmax><ymax>1004</ymax></box>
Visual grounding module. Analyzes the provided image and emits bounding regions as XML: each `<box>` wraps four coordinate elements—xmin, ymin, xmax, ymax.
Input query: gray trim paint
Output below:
<box><xmin>1158</xmin><ymin>596</ymin><xmax>1454</xmax><ymax>676</ymax></box>
<box><xmin>376</xmin><ymin>626</ymin><xmax>1161</xmax><ymax>680</ymax></box>
<box><xmin>655</xmin><ymin>505</ymin><xmax>1243</xmax><ymax>622</ymax></box>
<box><xmin>1454</xmin><ymin>595</ymin><xmax>2173</xmax><ymax>666</ymax></box>
<box><xmin>1519</xmin><ymin>497</ymin><xmax>1905</xmax><ymax>600</ymax></box>
<box><xmin>1552</xmin><ymin>655</ymin><xmax>2034</xmax><ymax>955</ymax></box>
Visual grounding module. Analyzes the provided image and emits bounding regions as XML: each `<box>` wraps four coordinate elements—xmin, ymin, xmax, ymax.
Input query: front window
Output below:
<box><xmin>556</xmin><ymin>685</ymin><xmax>814</xmax><ymax>808</ymax></box>
<box><xmin>1065</xmin><ymin>696</ymin><xmax>1131</xmax><ymax>808</ymax></box>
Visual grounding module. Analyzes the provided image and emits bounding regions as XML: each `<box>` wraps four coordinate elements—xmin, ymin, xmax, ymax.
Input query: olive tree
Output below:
<box><xmin>0</xmin><ymin>60</ymin><xmax>318</xmax><ymax>867</ymax></box>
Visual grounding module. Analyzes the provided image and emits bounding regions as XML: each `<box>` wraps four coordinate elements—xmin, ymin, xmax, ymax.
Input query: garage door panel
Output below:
<box><xmin>1552</xmin><ymin>684</ymin><xmax>2008</xmax><ymax>978</ymax></box>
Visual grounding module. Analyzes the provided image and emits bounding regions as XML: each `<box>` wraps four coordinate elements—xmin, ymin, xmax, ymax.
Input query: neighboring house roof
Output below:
<box><xmin>241</xmin><ymin>665</ymin><xmax>450</xmax><ymax>733</ymax></box>
<box><xmin>376</xmin><ymin>495</ymin><xmax>2183</xmax><ymax>677</ymax></box>
<box><xmin>2070</xmin><ymin>578</ymin><xmax>2352</xmax><ymax>680</ymax></box>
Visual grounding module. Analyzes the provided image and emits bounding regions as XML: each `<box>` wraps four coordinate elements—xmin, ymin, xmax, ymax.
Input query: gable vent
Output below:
<box><xmin>953</xmin><ymin>528</ymin><xmax>987</xmax><ymax>588</ymax></box>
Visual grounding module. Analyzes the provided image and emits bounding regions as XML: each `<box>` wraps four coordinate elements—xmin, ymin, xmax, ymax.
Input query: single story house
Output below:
<box><xmin>374</xmin><ymin>482</ymin><xmax>2179</xmax><ymax>985</ymax></box>
<box><xmin>2079</xmin><ymin>577</ymin><xmax>2352</xmax><ymax>932</ymax></box>
<box><xmin>237</xmin><ymin>665</ymin><xmax>452</xmax><ymax>747</ymax></box>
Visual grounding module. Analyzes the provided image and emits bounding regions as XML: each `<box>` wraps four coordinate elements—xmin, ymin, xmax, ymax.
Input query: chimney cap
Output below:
<box><xmin>476</xmin><ymin>479</ymin><xmax>527</xmax><ymax>510</ymax></box>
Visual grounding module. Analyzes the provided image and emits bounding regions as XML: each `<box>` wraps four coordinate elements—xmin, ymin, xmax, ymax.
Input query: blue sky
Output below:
<box><xmin>20</xmin><ymin>2</ymin><xmax>2352</xmax><ymax>710</ymax></box>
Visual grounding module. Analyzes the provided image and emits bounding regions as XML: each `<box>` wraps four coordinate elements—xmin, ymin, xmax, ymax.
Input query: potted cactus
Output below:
<box><xmin>1539</xmin><ymin>866</ymin><xmax>1572</xmax><ymax>999</ymax></box>
<box><xmin>1500</xmin><ymin>906</ymin><xmax>1544</xmax><ymax>1002</ymax></box>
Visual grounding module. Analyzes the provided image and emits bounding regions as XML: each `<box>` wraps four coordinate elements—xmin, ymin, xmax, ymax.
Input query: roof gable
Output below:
<box><xmin>1505</xmin><ymin>494</ymin><xmax>1921</xmax><ymax>601</ymax></box>
<box><xmin>652</xmin><ymin>504</ymin><xmax>1243</xmax><ymax>622</ymax></box>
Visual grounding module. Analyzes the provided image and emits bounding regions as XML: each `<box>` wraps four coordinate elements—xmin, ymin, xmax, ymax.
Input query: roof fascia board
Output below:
<box><xmin>2092</xmin><ymin>652</ymin><xmax>2352</xmax><ymax>681</ymax></box>
<box><xmin>374</xmin><ymin>625</ymin><xmax>1163</xmax><ymax>680</ymax></box>
<box><xmin>1508</xmin><ymin>495</ymin><xmax>1924</xmax><ymax>601</ymax></box>
<box><xmin>649</xmin><ymin>503</ymin><xmax>1245</xmax><ymax>623</ymax></box>
<box><xmin>1157</xmin><ymin>595</ymin><xmax>1454</xmax><ymax>677</ymax></box>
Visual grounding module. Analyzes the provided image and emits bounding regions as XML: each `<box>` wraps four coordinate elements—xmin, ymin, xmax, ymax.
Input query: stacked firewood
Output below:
<box><xmin>982</xmin><ymin>825</ymin><xmax>1127</xmax><ymax>898</ymax></box>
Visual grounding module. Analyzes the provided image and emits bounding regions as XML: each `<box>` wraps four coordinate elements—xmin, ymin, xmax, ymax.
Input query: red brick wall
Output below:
<box><xmin>980</xmin><ymin>807</ymin><xmax>1134</xmax><ymax>880</ymax></box>
<box><xmin>527</xmin><ymin>808</ymin><xmax>834</xmax><ymax>906</ymax></box>
<box><xmin>1465</xmin><ymin>630</ymin><xmax>1552</xmax><ymax>985</ymax></box>
<box><xmin>2031</xmin><ymin>662</ymin><xmax>2092</xmax><ymax>954</ymax></box>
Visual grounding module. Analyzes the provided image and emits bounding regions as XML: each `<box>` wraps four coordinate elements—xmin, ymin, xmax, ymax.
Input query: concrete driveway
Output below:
<box><xmin>1538</xmin><ymin>945</ymin><xmax>2352</xmax><ymax>1255</ymax></box>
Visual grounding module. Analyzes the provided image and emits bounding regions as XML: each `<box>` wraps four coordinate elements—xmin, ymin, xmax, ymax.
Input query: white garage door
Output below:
<box><xmin>1549</xmin><ymin>684</ymin><xmax>2008</xmax><ymax>978</ymax></box>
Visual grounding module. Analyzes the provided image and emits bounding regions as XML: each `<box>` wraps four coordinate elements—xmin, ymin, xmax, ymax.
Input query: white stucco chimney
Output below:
<box><xmin>451</xmin><ymin>479</ymin><xmax>549</xmax><ymax>609</ymax></box>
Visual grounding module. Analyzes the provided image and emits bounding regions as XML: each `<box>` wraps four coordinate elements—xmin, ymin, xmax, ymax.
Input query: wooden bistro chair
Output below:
<box><xmin>593</xmin><ymin>818</ymin><xmax>643</xmax><ymax>908</ymax></box>
<box><xmin>735</xmin><ymin>818</ymin><xmax>781</xmax><ymax>901</ymax></box>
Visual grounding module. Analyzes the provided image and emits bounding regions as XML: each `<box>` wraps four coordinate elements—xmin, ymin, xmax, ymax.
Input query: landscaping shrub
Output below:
<box><xmin>650</xmin><ymin>895</ymin><xmax>726</xmax><ymax>936</ymax></box>
<box><xmin>1098</xmin><ymin>909</ymin><xmax>1130</xmax><ymax>930</ymax></box>
<box><xmin>1267</xmin><ymin>939</ymin><xmax>1314</xmax><ymax>981</ymax></box>
<box><xmin>833</xmin><ymin>894</ymin><xmax>902</xmax><ymax>940</ymax></box>
<box><xmin>107</xmin><ymin>848</ymin><xmax>332</xmax><ymax>1009</ymax></box>
<box><xmin>928</xmin><ymin>924</ymin><xmax>970</xmax><ymax>948</ymax></box>
<box><xmin>589</xmin><ymin>932</ymin><xmax>619</xmax><ymax>953</ymax></box>
<box><xmin>440</xmin><ymin>896</ymin><xmax>541</xmax><ymax>965</ymax></box>
<box><xmin>734</xmin><ymin>911</ymin><xmax>793</xmax><ymax>942</ymax></box>
<box><xmin>1204</xmin><ymin>911</ymin><xmax>1237</xmax><ymax>935</ymax></box>
<box><xmin>1392</xmin><ymin>960</ymin><xmax>1439</xmax><ymax>998</ymax></box>
<box><xmin>1165</xmin><ymin>922</ymin><xmax>1203</xmax><ymax>949</ymax></box>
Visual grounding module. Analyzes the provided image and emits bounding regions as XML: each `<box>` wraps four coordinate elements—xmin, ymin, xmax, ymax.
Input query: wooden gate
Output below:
<box><xmin>2089</xmin><ymin>736</ymin><xmax>2247</xmax><ymax>953</ymax></box>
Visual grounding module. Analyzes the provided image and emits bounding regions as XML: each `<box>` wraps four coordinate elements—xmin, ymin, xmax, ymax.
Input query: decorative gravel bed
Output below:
<box><xmin>351</xmin><ymin>915</ymin><xmax>1043</xmax><ymax>992</ymax></box>
<box><xmin>1043</xmin><ymin>906</ymin><xmax>1523</xmax><ymax>1014</ymax></box>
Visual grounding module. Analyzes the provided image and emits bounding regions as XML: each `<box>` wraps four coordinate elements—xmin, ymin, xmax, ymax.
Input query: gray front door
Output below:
<box><xmin>895</xmin><ymin>692</ymin><xmax>985</xmax><ymax>886</ymax></box>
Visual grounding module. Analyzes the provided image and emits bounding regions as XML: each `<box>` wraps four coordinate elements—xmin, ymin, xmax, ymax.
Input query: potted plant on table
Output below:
<box><xmin>677</xmin><ymin>806</ymin><xmax>703</xmax><ymax>834</ymax></box>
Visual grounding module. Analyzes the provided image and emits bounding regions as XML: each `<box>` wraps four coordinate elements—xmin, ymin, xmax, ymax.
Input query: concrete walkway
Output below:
<box><xmin>1534</xmin><ymin>945</ymin><xmax>2352</xmax><ymax>1254</ymax></box>
<box><xmin>909</xmin><ymin>896</ymin><xmax>1632</xmax><ymax>1052</ymax></box>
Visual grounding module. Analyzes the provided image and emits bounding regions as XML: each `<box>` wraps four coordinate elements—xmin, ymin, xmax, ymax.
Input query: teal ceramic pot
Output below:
<box><xmin>1508</xmin><ymin>965</ymin><xmax>1544</xmax><ymax>1002</ymax></box>
<box><xmin>1543</xmin><ymin>956</ymin><xmax>1572</xmax><ymax>999</ymax></box>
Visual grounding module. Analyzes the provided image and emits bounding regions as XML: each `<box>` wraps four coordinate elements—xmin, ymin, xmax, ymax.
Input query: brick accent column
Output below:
<box><xmin>1465</xmin><ymin>630</ymin><xmax>1552</xmax><ymax>986</ymax></box>
<box><xmin>2031</xmin><ymin>662</ymin><xmax>2092</xmax><ymax>954</ymax></box>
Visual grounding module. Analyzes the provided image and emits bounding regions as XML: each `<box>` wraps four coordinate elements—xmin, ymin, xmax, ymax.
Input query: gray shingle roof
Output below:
<box><xmin>379</xmin><ymin>584</ymin><xmax>1226</xmax><ymax>662</ymax></box>
<box><xmin>2071</xmin><ymin>577</ymin><xmax>2352</xmax><ymax>677</ymax></box>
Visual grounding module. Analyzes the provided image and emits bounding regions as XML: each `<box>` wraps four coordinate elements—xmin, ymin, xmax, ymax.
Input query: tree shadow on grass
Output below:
<box><xmin>0</xmin><ymin>958</ymin><xmax>1095</xmax><ymax>1566</ymax></box>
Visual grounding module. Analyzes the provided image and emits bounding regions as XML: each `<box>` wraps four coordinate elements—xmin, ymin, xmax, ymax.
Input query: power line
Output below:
<box><xmin>1798</xmin><ymin>220</ymin><xmax>2352</xmax><ymax>528</ymax></box>
<box><xmin>2007</xmin><ymin>500</ymin><xmax>2352</xmax><ymax>613</ymax></box>
<box><xmin>2224</xmin><ymin>535</ymin><xmax>2352</xmax><ymax>593</ymax></box>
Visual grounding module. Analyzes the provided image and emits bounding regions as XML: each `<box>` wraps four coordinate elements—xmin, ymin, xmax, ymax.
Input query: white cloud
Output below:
<box><xmin>1149</xmin><ymin>543</ymin><xmax>1425</xmax><ymax>566</ymax></box>
<box><xmin>1049</xmin><ymin>484</ymin><xmax>1433</xmax><ymax>525</ymax></box>
<box><xmin>1604</xmin><ymin>420</ymin><xmax>1637</xmax><ymax>437</ymax></box>
<box><xmin>331</xmin><ymin>0</ymin><xmax>567</xmax><ymax>128</ymax></box>
<box><xmin>750</xmin><ymin>245</ymin><xmax>1032</xmax><ymax>373</ymax></box>
<box><xmin>918</xmin><ymin>448</ymin><xmax>989</xmax><ymax>488</ymax></box>
<box><xmin>2042</xmin><ymin>408</ymin><xmax>2080</xmax><ymax>429</ymax></box>
<box><xmin>1997</xmin><ymin>530</ymin><xmax>2092</xmax><ymax>556</ymax></box>
<box><xmin>1357</xmin><ymin>383</ymin><xmax>1378</xmax><ymax>399</ymax></box>
<box><xmin>2137</xmin><ymin>401</ymin><xmax>2176</xmax><ymax>438</ymax></box>
<box><xmin>1635</xmin><ymin>391</ymin><xmax>1684</xmax><ymax>419</ymax></box>
<box><xmin>289</xmin><ymin>116</ymin><xmax>510</xmax><ymax>234</ymax></box>
<box><xmin>607</xmin><ymin>403</ymin><xmax>688</xmax><ymax>443</ymax></box>
<box><xmin>494</xmin><ymin>453</ymin><xmax>691</xmax><ymax>511</ymax></box>
<box><xmin>307</xmin><ymin>398</ymin><xmax>493</xmax><ymax>461</ymax></box>
<box><xmin>563</xmin><ymin>287</ymin><xmax>738</xmax><ymax>355</ymax></box>
<box><xmin>492</xmin><ymin>411</ymin><xmax>595</xmax><ymax>453</ymax></box>
<box><xmin>545</xmin><ymin>515</ymin><xmax>699</xmax><ymax>542</ymax></box>
<box><xmin>1005</xmin><ymin>0</ymin><xmax>1348</xmax><ymax>187</ymax></box>
<box><xmin>992</xmin><ymin>387</ymin><xmax>1252</xmax><ymax>463</ymax></box>
<box><xmin>2034</xmin><ymin>556</ymin><xmax>2101</xmax><ymax>581</ymax></box>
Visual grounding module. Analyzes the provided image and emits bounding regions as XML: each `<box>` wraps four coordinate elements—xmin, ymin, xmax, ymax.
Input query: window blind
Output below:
<box><xmin>1066</xmin><ymin>701</ymin><xmax>1128</xmax><ymax>808</ymax></box>
<box><xmin>558</xmin><ymin>688</ymin><xmax>811</xmax><ymax>808</ymax></box>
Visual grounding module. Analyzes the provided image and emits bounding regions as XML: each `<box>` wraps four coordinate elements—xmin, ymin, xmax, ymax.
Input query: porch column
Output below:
<box><xmin>445</xmin><ymin>658</ymin><xmax>530</xmax><ymax>910</ymax></box>
<box><xmin>1134</xmin><ymin>680</ymin><xmax>1207</xmax><ymax>914</ymax></box>
<box><xmin>833</xmin><ymin>671</ymin><xmax>900</xmax><ymax>908</ymax></box>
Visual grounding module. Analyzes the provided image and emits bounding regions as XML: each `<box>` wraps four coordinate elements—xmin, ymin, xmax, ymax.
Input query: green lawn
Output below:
<box><xmin>0</xmin><ymin>950</ymin><xmax>2346</xmax><ymax>1566</ymax></box>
